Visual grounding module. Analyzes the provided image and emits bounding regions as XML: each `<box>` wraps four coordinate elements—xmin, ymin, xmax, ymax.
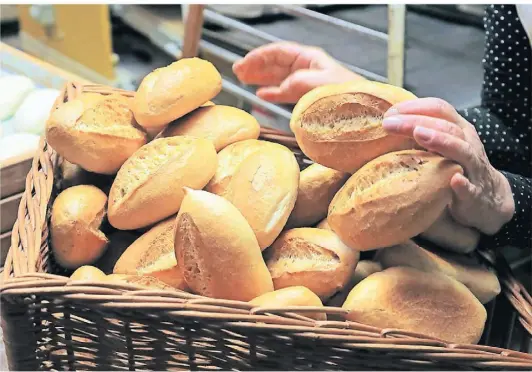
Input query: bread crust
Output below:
<box><xmin>286</xmin><ymin>163</ymin><xmax>349</xmax><ymax>228</ymax></box>
<box><xmin>174</xmin><ymin>189</ymin><xmax>273</xmax><ymax>301</ymax></box>
<box><xmin>161</xmin><ymin>105</ymin><xmax>260</xmax><ymax>152</ymax></box>
<box><xmin>46</xmin><ymin>93</ymin><xmax>147</xmax><ymax>175</ymax></box>
<box><xmin>265</xmin><ymin>228</ymin><xmax>359</xmax><ymax>300</ymax></box>
<box><xmin>375</xmin><ymin>240</ymin><xmax>500</xmax><ymax>304</ymax></box>
<box><xmin>290</xmin><ymin>81</ymin><xmax>419</xmax><ymax>173</ymax></box>
<box><xmin>342</xmin><ymin>267</ymin><xmax>487</xmax><ymax>344</ymax></box>
<box><xmin>328</xmin><ymin>150</ymin><xmax>463</xmax><ymax>250</ymax></box>
<box><xmin>51</xmin><ymin>185</ymin><xmax>109</xmax><ymax>269</ymax></box>
<box><xmin>108</xmin><ymin>136</ymin><xmax>217</xmax><ymax>230</ymax></box>
<box><xmin>132</xmin><ymin>58</ymin><xmax>222</xmax><ymax>128</ymax></box>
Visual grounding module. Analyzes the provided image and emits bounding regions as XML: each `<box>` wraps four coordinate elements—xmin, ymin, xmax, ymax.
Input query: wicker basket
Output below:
<box><xmin>1</xmin><ymin>83</ymin><xmax>531</xmax><ymax>371</ymax></box>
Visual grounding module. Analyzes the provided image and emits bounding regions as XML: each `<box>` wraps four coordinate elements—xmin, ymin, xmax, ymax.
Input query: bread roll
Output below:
<box><xmin>290</xmin><ymin>81</ymin><xmax>418</xmax><ymax>173</ymax></box>
<box><xmin>161</xmin><ymin>105</ymin><xmax>261</xmax><ymax>152</ymax></box>
<box><xmin>174</xmin><ymin>188</ymin><xmax>273</xmax><ymax>301</ymax></box>
<box><xmin>286</xmin><ymin>164</ymin><xmax>349</xmax><ymax>228</ymax></box>
<box><xmin>207</xmin><ymin>140</ymin><xmax>300</xmax><ymax>249</ymax></box>
<box><xmin>202</xmin><ymin>101</ymin><xmax>215</xmax><ymax>107</ymax></box>
<box><xmin>70</xmin><ymin>266</ymin><xmax>107</xmax><ymax>281</ymax></box>
<box><xmin>51</xmin><ymin>185</ymin><xmax>108</xmax><ymax>269</ymax></box>
<box><xmin>327</xmin><ymin>260</ymin><xmax>382</xmax><ymax>308</ymax></box>
<box><xmin>265</xmin><ymin>228</ymin><xmax>359</xmax><ymax>300</ymax></box>
<box><xmin>328</xmin><ymin>150</ymin><xmax>463</xmax><ymax>250</ymax></box>
<box><xmin>46</xmin><ymin>93</ymin><xmax>148</xmax><ymax>175</ymax></box>
<box><xmin>113</xmin><ymin>217</ymin><xmax>188</xmax><ymax>290</ymax></box>
<box><xmin>108</xmin><ymin>136</ymin><xmax>217</xmax><ymax>230</ymax></box>
<box><xmin>132</xmin><ymin>58</ymin><xmax>222</xmax><ymax>128</ymax></box>
<box><xmin>105</xmin><ymin>274</ymin><xmax>177</xmax><ymax>291</ymax></box>
<box><xmin>249</xmin><ymin>286</ymin><xmax>326</xmax><ymax>321</ymax></box>
<box><xmin>420</xmin><ymin>209</ymin><xmax>480</xmax><ymax>254</ymax></box>
<box><xmin>375</xmin><ymin>240</ymin><xmax>500</xmax><ymax>304</ymax></box>
<box><xmin>342</xmin><ymin>267</ymin><xmax>486</xmax><ymax>344</ymax></box>
<box><xmin>205</xmin><ymin>139</ymin><xmax>270</xmax><ymax>196</ymax></box>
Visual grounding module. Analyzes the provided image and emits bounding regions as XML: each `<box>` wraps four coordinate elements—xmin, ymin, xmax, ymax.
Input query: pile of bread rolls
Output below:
<box><xmin>45</xmin><ymin>58</ymin><xmax>500</xmax><ymax>346</ymax></box>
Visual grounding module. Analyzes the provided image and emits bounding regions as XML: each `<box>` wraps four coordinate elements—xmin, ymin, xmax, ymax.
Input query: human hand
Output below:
<box><xmin>382</xmin><ymin>97</ymin><xmax>515</xmax><ymax>235</ymax></box>
<box><xmin>232</xmin><ymin>41</ymin><xmax>362</xmax><ymax>104</ymax></box>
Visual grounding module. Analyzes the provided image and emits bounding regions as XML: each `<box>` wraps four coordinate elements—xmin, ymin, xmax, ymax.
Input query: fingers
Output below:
<box><xmin>233</xmin><ymin>42</ymin><xmax>313</xmax><ymax>86</ymax></box>
<box><xmin>412</xmin><ymin>126</ymin><xmax>475</xmax><ymax>168</ymax></box>
<box><xmin>382</xmin><ymin>115</ymin><xmax>466</xmax><ymax>141</ymax></box>
<box><xmin>256</xmin><ymin>70</ymin><xmax>331</xmax><ymax>103</ymax></box>
<box><xmin>384</xmin><ymin>97</ymin><xmax>465</xmax><ymax>127</ymax></box>
<box><xmin>450</xmin><ymin>173</ymin><xmax>477</xmax><ymax>201</ymax></box>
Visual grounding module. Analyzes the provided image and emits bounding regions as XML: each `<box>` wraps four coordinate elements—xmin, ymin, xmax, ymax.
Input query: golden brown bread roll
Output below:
<box><xmin>46</xmin><ymin>93</ymin><xmax>147</xmax><ymax>175</ymax></box>
<box><xmin>70</xmin><ymin>266</ymin><xmax>107</xmax><ymax>281</ymax></box>
<box><xmin>286</xmin><ymin>163</ymin><xmax>349</xmax><ymax>228</ymax></box>
<box><xmin>375</xmin><ymin>240</ymin><xmax>500</xmax><ymax>304</ymax></box>
<box><xmin>265</xmin><ymin>228</ymin><xmax>359</xmax><ymax>300</ymax></box>
<box><xmin>205</xmin><ymin>139</ymin><xmax>271</xmax><ymax>196</ymax></box>
<box><xmin>51</xmin><ymin>185</ymin><xmax>108</xmax><ymax>269</ymax></box>
<box><xmin>113</xmin><ymin>217</ymin><xmax>188</xmax><ymax>291</ymax></box>
<box><xmin>108</xmin><ymin>136</ymin><xmax>217</xmax><ymax>230</ymax></box>
<box><xmin>161</xmin><ymin>105</ymin><xmax>261</xmax><ymax>152</ymax></box>
<box><xmin>327</xmin><ymin>260</ymin><xmax>382</xmax><ymax>308</ymax></box>
<box><xmin>420</xmin><ymin>209</ymin><xmax>480</xmax><ymax>254</ymax></box>
<box><xmin>207</xmin><ymin>140</ymin><xmax>300</xmax><ymax>250</ymax></box>
<box><xmin>174</xmin><ymin>188</ymin><xmax>274</xmax><ymax>301</ymax></box>
<box><xmin>328</xmin><ymin>150</ymin><xmax>463</xmax><ymax>250</ymax></box>
<box><xmin>249</xmin><ymin>286</ymin><xmax>326</xmax><ymax>321</ymax></box>
<box><xmin>290</xmin><ymin>81</ymin><xmax>418</xmax><ymax>173</ymax></box>
<box><xmin>132</xmin><ymin>58</ymin><xmax>222</xmax><ymax>128</ymax></box>
<box><xmin>342</xmin><ymin>267</ymin><xmax>487</xmax><ymax>344</ymax></box>
<box><xmin>105</xmin><ymin>274</ymin><xmax>177</xmax><ymax>291</ymax></box>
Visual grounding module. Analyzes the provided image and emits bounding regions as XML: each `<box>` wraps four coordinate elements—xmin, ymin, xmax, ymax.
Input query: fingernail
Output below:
<box><xmin>382</xmin><ymin>116</ymin><xmax>402</xmax><ymax>131</ymax></box>
<box><xmin>384</xmin><ymin>107</ymin><xmax>399</xmax><ymax>117</ymax></box>
<box><xmin>414</xmin><ymin>126</ymin><xmax>435</xmax><ymax>142</ymax></box>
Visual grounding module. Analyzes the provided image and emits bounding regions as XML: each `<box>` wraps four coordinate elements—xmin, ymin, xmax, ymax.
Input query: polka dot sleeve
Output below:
<box><xmin>458</xmin><ymin>4</ymin><xmax>532</xmax><ymax>250</ymax></box>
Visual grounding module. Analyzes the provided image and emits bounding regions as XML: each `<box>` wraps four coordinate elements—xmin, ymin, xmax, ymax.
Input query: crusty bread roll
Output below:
<box><xmin>249</xmin><ymin>286</ymin><xmax>326</xmax><ymax>321</ymax></box>
<box><xmin>265</xmin><ymin>228</ymin><xmax>359</xmax><ymax>300</ymax></box>
<box><xmin>46</xmin><ymin>93</ymin><xmax>148</xmax><ymax>175</ymax></box>
<box><xmin>105</xmin><ymin>274</ymin><xmax>177</xmax><ymax>291</ymax></box>
<box><xmin>205</xmin><ymin>139</ymin><xmax>270</xmax><ymax>196</ymax></box>
<box><xmin>420</xmin><ymin>209</ymin><xmax>480</xmax><ymax>254</ymax></box>
<box><xmin>375</xmin><ymin>240</ymin><xmax>500</xmax><ymax>304</ymax></box>
<box><xmin>161</xmin><ymin>105</ymin><xmax>261</xmax><ymax>152</ymax></box>
<box><xmin>327</xmin><ymin>260</ymin><xmax>382</xmax><ymax>308</ymax></box>
<box><xmin>113</xmin><ymin>217</ymin><xmax>187</xmax><ymax>291</ymax></box>
<box><xmin>315</xmin><ymin>218</ymin><xmax>331</xmax><ymax>230</ymax></box>
<box><xmin>132</xmin><ymin>58</ymin><xmax>222</xmax><ymax>128</ymax></box>
<box><xmin>286</xmin><ymin>163</ymin><xmax>349</xmax><ymax>228</ymax></box>
<box><xmin>290</xmin><ymin>81</ymin><xmax>418</xmax><ymax>173</ymax></box>
<box><xmin>207</xmin><ymin>140</ymin><xmax>300</xmax><ymax>249</ymax></box>
<box><xmin>174</xmin><ymin>188</ymin><xmax>273</xmax><ymax>301</ymax></box>
<box><xmin>108</xmin><ymin>136</ymin><xmax>217</xmax><ymax>230</ymax></box>
<box><xmin>70</xmin><ymin>266</ymin><xmax>107</xmax><ymax>281</ymax></box>
<box><xmin>51</xmin><ymin>185</ymin><xmax>109</xmax><ymax>269</ymax></box>
<box><xmin>343</xmin><ymin>267</ymin><xmax>486</xmax><ymax>344</ymax></box>
<box><xmin>328</xmin><ymin>150</ymin><xmax>463</xmax><ymax>251</ymax></box>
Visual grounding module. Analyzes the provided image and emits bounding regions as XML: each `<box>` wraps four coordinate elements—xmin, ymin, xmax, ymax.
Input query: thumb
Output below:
<box><xmin>256</xmin><ymin>69</ymin><xmax>331</xmax><ymax>104</ymax></box>
<box><xmin>450</xmin><ymin>172</ymin><xmax>477</xmax><ymax>201</ymax></box>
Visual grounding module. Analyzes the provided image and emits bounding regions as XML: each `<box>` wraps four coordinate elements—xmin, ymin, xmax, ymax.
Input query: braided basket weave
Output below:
<box><xmin>1</xmin><ymin>83</ymin><xmax>531</xmax><ymax>371</ymax></box>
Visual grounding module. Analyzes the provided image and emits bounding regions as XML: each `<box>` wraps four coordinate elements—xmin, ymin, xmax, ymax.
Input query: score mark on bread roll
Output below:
<box><xmin>51</xmin><ymin>185</ymin><xmax>109</xmax><ymax>269</ymax></box>
<box><xmin>286</xmin><ymin>163</ymin><xmax>349</xmax><ymax>229</ymax></box>
<box><xmin>290</xmin><ymin>81</ymin><xmax>418</xmax><ymax>173</ymax></box>
<box><xmin>206</xmin><ymin>140</ymin><xmax>300</xmax><ymax>250</ymax></box>
<box><xmin>342</xmin><ymin>267</ymin><xmax>487</xmax><ymax>344</ymax></box>
<box><xmin>249</xmin><ymin>286</ymin><xmax>327</xmax><ymax>321</ymax></box>
<box><xmin>265</xmin><ymin>228</ymin><xmax>359</xmax><ymax>300</ymax></box>
<box><xmin>174</xmin><ymin>188</ymin><xmax>273</xmax><ymax>301</ymax></box>
<box><xmin>46</xmin><ymin>93</ymin><xmax>148</xmax><ymax>175</ymax></box>
<box><xmin>161</xmin><ymin>105</ymin><xmax>261</xmax><ymax>152</ymax></box>
<box><xmin>108</xmin><ymin>136</ymin><xmax>217</xmax><ymax>230</ymax></box>
<box><xmin>132</xmin><ymin>58</ymin><xmax>222</xmax><ymax>128</ymax></box>
<box><xmin>375</xmin><ymin>240</ymin><xmax>500</xmax><ymax>304</ymax></box>
<box><xmin>328</xmin><ymin>150</ymin><xmax>463</xmax><ymax>251</ymax></box>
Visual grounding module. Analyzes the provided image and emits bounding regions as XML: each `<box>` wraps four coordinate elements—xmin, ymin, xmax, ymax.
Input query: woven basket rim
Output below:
<box><xmin>1</xmin><ymin>82</ymin><xmax>531</xmax><ymax>368</ymax></box>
